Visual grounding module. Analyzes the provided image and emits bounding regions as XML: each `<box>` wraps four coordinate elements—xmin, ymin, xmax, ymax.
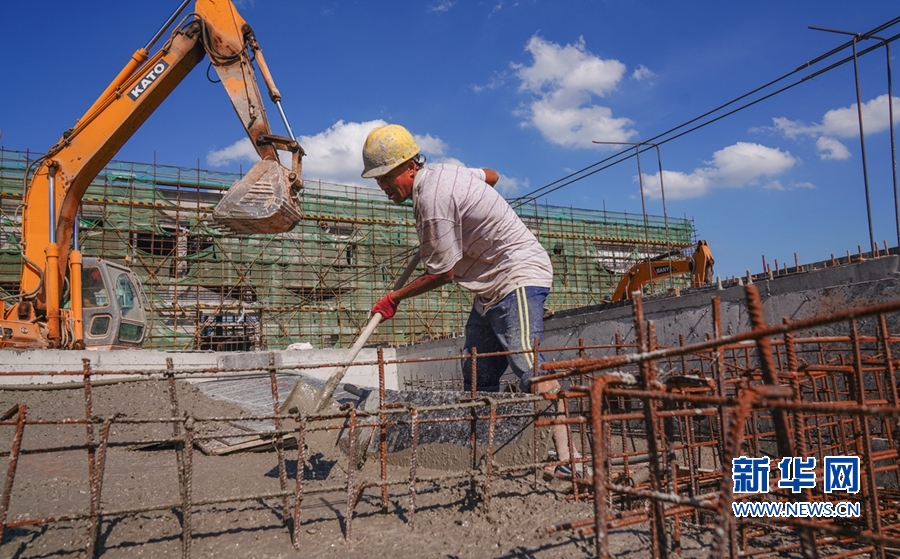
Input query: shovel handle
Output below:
<box><xmin>313</xmin><ymin>313</ymin><xmax>381</xmax><ymax>412</ymax></box>
<box><xmin>310</xmin><ymin>251</ymin><xmax>421</xmax><ymax>413</ymax></box>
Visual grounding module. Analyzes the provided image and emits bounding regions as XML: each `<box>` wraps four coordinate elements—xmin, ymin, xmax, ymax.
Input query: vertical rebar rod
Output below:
<box><xmin>484</xmin><ymin>399</ymin><xmax>497</xmax><ymax>512</ymax></box>
<box><xmin>852</xmin><ymin>34</ymin><xmax>877</xmax><ymax>254</ymax></box>
<box><xmin>562</xmin><ymin>392</ymin><xmax>582</xmax><ymax>501</ymax></box>
<box><xmin>744</xmin><ymin>285</ymin><xmax>818</xmax><ymax>559</ymax></box>
<box><xmin>180</xmin><ymin>416</ymin><xmax>195</xmax><ymax>559</ymax></box>
<box><xmin>712</xmin><ymin>388</ymin><xmax>755</xmax><ymax>559</ymax></box>
<box><xmin>866</xmin><ymin>36</ymin><xmax>900</xmax><ymax>249</ymax></box>
<box><xmin>291</xmin><ymin>419</ymin><xmax>306</xmax><ymax>550</ymax></box>
<box><xmin>379</xmin><ymin>347</ymin><xmax>388</xmax><ymax>509</ymax></box>
<box><xmin>81</xmin><ymin>359</ymin><xmax>98</xmax><ymax>557</ymax></box>
<box><xmin>877</xmin><ymin>314</ymin><xmax>900</xmax><ymax>490</ymax></box>
<box><xmin>810</xmin><ymin>27</ymin><xmax>875</xmax><ymax>252</ymax></box>
<box><xmin>590</xmin><ymin>378</ymin><xmax>611</xmax><ymax>559</ymax></box>
<box><xmin>631</xmin><ymin>295</ymin><xmax>669</xmax><ymax>559</ymax></box>
<box><xmin>849</xmin><ymin>320</ymin><xmax>885</xmax><ymax>559</ymax></box>
<box><xmin>0</xmin><ymin>405</ymin><xmax>26</xmax><ymax>543</ymax></box>
<box><xmin>86</xmin><ymin>417</ymin><xmax>114</xmax><ymax>559</ymax></box>
<box><xmin>268</xmin><ymin>353</ymin><xmax>289</xmax><ymax>524</ymax></box>
<box><xmin>407</xmin><ymin>407</ymin><xmax>419</xmax><ymax>530</ymax></box>
<box><xmin>345</xmin><ymin>408</ymin><xmax>357</xmax><ymax>545</ymax></box>
<box><xmin>166</xmin><ymin>357</ymin><xmax>187</xmax><ymax>510</ymax></box>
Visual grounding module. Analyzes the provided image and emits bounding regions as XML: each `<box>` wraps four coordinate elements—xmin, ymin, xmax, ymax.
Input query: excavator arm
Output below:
<box><xmin>4</xmin><ymin>0</ymin><xmax>303</xmax><ymax>349</ymax></box>
<box><xmin>611</xmin><ymin>240</ymin><xmax>715</xmax><ymax>302</ymax></box>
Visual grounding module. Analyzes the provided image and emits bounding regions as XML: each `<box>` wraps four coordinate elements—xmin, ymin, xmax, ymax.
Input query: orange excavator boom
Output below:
<box><xmin>4</xmin><ymin>0</ymin><xmax>303</xmax><ymax>349</ymax></box>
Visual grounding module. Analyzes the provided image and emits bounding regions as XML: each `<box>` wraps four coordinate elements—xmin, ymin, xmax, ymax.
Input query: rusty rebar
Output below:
<box><xmin>291</xmin><ymin>418</ymin><xmax>306</xmax><ymax>550</ymax></box>
<box><xmin>379</xmin><ymin>346</ymin><xmax>388</xmax><ymax>510</ymax></box>
<box><xmin>268</xmin><ymin>353</ymin><xmax>289</xmax><ymax>525</ymax></box>
<box><xmin>345</xmin><ymin>407</ymin><xmax>357</xmax><ymax>545</ymax></box>
<box><xmin>86</xmin><ymin>416</ymin><xmax>115</xmax><ymax>558</ymax></box>
<box><xmin>0</xmin><ymin>405</ymin><xmax>26</xmax><ymax>543</ymax></box>
<box><xmin>633</xmin><ymin>295</ymin><xmax>670</xmax><ymax>559</ymax></box>
<box><xmin>408</xmin><ymin>406</ymin><xmax>419</xmax><ymax>529</ymax></box>
<box><xmin>4</xmin><ymin>291</ymin><xmax>900</xmax><ymax>558</ymax></box>
<box><xmin>180</xmin><ymin>416</ymin><xmax>194</xmax><ymax>559</ymax></box>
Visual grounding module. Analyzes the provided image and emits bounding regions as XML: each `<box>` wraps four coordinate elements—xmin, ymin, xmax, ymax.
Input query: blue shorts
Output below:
<box><xmin>462</xmin><ymin>286</ymin><xmax>549</xmax><ymax>392</ymax></box>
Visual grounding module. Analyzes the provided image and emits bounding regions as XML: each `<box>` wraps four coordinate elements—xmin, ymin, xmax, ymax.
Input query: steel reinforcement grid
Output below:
<box><xmin>1</xmin><ymin>283</ymin><xmax>899</xmax><ymax>558</ymax></box>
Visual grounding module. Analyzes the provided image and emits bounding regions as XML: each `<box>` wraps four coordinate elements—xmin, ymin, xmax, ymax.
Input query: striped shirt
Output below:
<box><xmin>411</xmin><ymin>164</ymin><xmax>553</xmax><ymax>314</ymax></box>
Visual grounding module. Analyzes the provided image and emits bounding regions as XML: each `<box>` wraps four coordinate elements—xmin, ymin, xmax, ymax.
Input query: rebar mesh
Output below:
<box><xmin>1</xmin><ymin>285</ymin><xmax>899</xmax><ymax>557</ymax></box>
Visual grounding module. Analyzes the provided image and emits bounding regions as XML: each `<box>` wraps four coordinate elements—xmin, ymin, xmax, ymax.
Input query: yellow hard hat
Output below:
<box><xmin>361</xmin><ymin>124</ymin><xmax>420</xmax><ymax>178</ymax></box>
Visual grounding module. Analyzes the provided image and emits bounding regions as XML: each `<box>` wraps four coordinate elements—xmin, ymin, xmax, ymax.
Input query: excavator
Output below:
<box><xmin>610</xmin><ymin>240</ymin><xmax>715</xmax><ymax>302</ymax></box>
<box><xmin>1</xmin><ymin>0</ymin><xmax>304</xmax><ymax>350</ymax></box>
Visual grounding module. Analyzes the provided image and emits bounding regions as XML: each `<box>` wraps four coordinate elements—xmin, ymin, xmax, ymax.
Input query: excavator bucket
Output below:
<box><xmin>213</xmin><ymin>160</ymin><xmax>302</xmax><ymax>235</ymax></box>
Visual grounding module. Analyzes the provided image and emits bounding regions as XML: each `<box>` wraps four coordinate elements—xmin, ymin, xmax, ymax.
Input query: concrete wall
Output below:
<box><xmin>394</xmin><ymin>255</ymin><xmax>900</xmax><ymax>386</ymax></box>
<box><xmin>2</xmin><ymin>254</ymin><xmax>898</xmax><ymax>391</ymax></box>
<box><xmin>0</xmin><ymin>346</ymin><xmax>399</xmax><ymax>390</ymax></box>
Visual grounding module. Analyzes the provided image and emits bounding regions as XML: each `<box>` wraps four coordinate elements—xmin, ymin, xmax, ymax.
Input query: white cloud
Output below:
<box><xmin>414</xmin><ymin>133</ymin><xmax>449</xmax><ymax>157</ymax></box>
<box><xmin>472</xmin><ymin>71</ymin><xmax>508</xmax><ymax>93</ymax></box>
<box><xmin>493</xmin><ymin>173</ymin><xmax>525</xmax><ymax>197</ymax></box>
<box><xmin>640</xmin><ymin>142</ymin><xmax>798</xmax><ymax>200</ymax></box>
<box><xmin>819</xmin><ymin>94</ymin><xmax>899</xmax><ymax>137</ymax></box>
<box><xmin>429</xmin><ymin>0</ymin><xmax>455</xmax><ymax>13</ymax></box>
<box><xmin>772</xmin><ymin>95</ymin><xmax>900</xmax><ymax>163</ymax></box>
<box><xmin>512</xmin><ymin>36</ymin><xmax>636</xmax><ymax>148</ymax></box>
<box><xmin>207</xmin><ymin>121</ymin><xmax>520</xmax><ymax>193</ymax></box>
<box><xmin>207</xmin><ymin>139</ymin><xmax>258</xmax><ymax>167</ymax></box>
<box><xmin>489</xmin><ymin>1</ymin><xmax>521</xmax><ymax>16</ymax></box>
<box><xmin>298</xmin><ymin>120</ymin><xmax>393</xmax><ymax>186</ymax></box>
<box><xmin>631</xmin><ymin>64</ymin><xmax>655</xmax><ymax>81</ymax></box>
<box><xmin>815</xmin><ymin>136</ymin><xmax>851</xmax><ymax>160</ymax></box>
<box><xmin>207</xmin><ymin>120</ymin><xmax>389</xmax><ymax>187</ymax></box>
<box><xmin>773</xmin><ymin>94</ymin><xmax>900</xmax><ymax>157</ymax></box>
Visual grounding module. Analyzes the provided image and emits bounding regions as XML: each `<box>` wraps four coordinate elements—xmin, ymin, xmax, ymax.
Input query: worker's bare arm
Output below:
<box><xmin>483</xmin><ymin>168</ymin><xmax>499</xmax><ymax>187</ymax></box>
<box><xmin>392</xmin><ymin>270</ymin><xmax>454</xmax><ymax>302</ymax></box>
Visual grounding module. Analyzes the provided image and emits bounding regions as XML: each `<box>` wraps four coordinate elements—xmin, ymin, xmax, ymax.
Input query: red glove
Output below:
<box><xmin>371</xmin><ymin>292</ymin><xmax>399</xmax><ymax>321</ymax></box>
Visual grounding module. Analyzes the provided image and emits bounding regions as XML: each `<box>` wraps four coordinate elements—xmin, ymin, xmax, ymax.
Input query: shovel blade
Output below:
<box><xmin>213</xmin><ymin>159</ymin><xmax>302</xmax><ymax>235</ymax></box>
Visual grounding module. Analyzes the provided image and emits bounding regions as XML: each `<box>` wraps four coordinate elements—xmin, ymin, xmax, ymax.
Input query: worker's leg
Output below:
<box><xmin>462</xmin><ymin>306</ymin><xmax>509</xmax><ymax>392</ymax></box>
<box><xmin>480</xmin><ymin>287</ymin><xmax>575</xmax><ymax>463</ymax></box>
<box><xmin>481</xmin><ymin>286</ymin><xmax>548</xmax><ymax>388</ymax></box>
<box><xmin>532</xmin><ymin>377</ymin><xmax>578</xmax><ymax>465</ymax></box>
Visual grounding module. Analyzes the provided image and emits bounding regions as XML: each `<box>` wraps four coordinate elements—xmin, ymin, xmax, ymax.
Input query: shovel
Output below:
<box><xmin>280</xmin><ymin>251</ymin><xmax>421</xmax><ymax>415</ymax></box>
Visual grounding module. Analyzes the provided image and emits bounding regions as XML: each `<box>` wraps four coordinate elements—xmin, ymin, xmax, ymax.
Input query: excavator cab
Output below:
<box><xmin>79</xmin><ymin>258</ymin><xmax>146</xmax><ymax>349</ymax></box>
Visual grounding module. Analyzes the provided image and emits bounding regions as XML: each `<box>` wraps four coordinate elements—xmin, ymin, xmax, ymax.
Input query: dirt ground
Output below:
<box><xmin>0</xmin><ymin>380</ymin><xmax>722</xmax><ymax>558</ymax></box>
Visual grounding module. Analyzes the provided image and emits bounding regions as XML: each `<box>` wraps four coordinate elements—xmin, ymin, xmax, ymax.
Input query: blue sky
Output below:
<box><xmin>2</xmin><ymin>1</ymin><xmax>899</xmax><ymax>279</ymax></box>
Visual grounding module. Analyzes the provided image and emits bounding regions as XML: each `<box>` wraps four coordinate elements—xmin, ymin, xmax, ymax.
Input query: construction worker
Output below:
<box><xmin>362</xmin><ymin>123</ymin><xmax>575</xmax><ymax>471</ymax></box>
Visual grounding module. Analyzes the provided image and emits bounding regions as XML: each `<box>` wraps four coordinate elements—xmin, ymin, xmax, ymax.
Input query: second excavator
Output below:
<box><xmin>611</xmin><ymin>240</ymin><xmax>715</xmax><ymax>302</ymax></box>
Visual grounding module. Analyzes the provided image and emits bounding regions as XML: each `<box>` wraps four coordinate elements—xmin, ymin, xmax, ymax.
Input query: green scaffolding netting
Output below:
<box><xmin>1</xmin><ymin>148</ymin><xmax>698</xmax><ymax>350</ymax></box>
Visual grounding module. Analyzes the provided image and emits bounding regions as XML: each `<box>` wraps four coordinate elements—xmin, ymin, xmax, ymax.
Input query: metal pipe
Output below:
<box><xmin>810</xmin><ymin>27</ymin><xmax>876</xmax><ymax>253</ymax></box>
<box><xmin>276</xmin><ymin>101</ymin><xmax>297</xmax><ymax>143</ymax></box>
<box><xmin>73</xmin><ymin>210</ymin><xmax>79</xmax><ymax>251</ymax></box>
<box><xmin>145</xmin><ymin>0</ymin><xmax>192</xmax><ymax>52</ymax></box>
<box><xmin>47</xmin><ymin>163</ymin><xmax>57</xmax><ymax>245</ymax></box>
<box><xmin>593</xmin><ymin>140</ymin><xmax>675</xmax><ymax>289</ymax></box>
<box><xmin>868</xmin><ymin>36</ymin><xmax>898</xmax><ymax>249</ymax></box>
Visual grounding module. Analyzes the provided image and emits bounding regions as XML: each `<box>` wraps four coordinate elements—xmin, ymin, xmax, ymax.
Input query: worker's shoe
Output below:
<box><xmin>543</xmin><ymin>458</ymin><xmax>592</xmax><ymax>481</ymax></box>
